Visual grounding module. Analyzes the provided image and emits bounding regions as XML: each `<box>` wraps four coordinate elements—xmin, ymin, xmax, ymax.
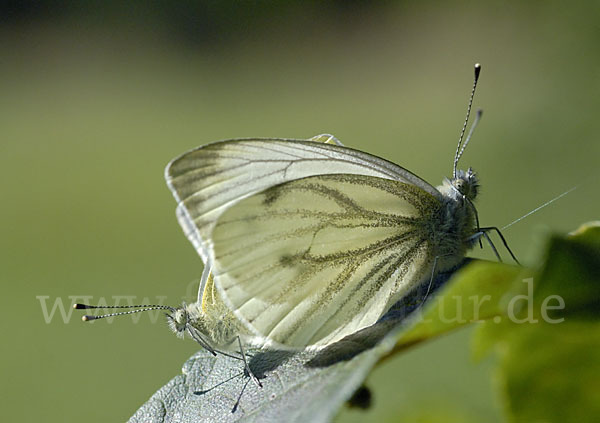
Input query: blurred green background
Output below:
<box><xmin>2</xmin><ymin>1</ymin><xmax>598</xmax><ymax>422</ymax></box>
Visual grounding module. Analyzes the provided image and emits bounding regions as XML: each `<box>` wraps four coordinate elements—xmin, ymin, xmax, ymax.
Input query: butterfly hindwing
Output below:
<box><xmin>209</xmin><ymin>173</ymin><xmax>443</xmax><ymax>348</ymax></box>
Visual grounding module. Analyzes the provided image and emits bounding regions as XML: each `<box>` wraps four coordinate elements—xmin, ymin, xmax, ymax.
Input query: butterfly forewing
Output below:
<box><xmin>209</xmin><ymin>173</ymin><xmax>442</xmax><ymax>349</ymax></box>
<box><xmin>165</xmin><ymin>139</ymin><xmax>442</xmax><ymax>262</ymax></box>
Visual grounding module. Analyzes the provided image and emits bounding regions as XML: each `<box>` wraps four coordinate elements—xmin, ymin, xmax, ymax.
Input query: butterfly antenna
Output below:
<box><xmin>73</xmin><ymin>303</ymin><xmax>174</xmax><ymax>321</ymax></box>
<box><xmin>457</xmin><ymin>109</ymin><xmax>483</xmax><ymax>164</ymax></box>
<box><xmin>453</xmin><ymin>63</ymin><xmax>482</xmax><ymax>178</ymax></box>
<box><xmin>502</xmin><ymin>185</ymin><xmax>578</xmax><ymax>231</ymax></box>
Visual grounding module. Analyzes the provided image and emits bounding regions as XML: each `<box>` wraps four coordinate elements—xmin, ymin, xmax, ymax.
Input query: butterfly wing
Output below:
<box><xmin>209</xmin><ymin>173</ymin><xmax>444</xmax><ymax>349</ymax></box>
<box><xmin>165</xmin><ymin>137</ymin><xmax>442</xmax><ymax>263</ymax></box>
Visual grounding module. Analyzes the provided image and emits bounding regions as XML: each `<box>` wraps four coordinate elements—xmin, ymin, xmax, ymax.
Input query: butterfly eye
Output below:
<box><xmin>453</xmin><ymin>178</ymin><xmax>466</xmax><ymax>194</ymax></box>
<box><xmin>174</xmin><ymin>309</ymin><xmax>188</xmax><ymax>332</ymax></box>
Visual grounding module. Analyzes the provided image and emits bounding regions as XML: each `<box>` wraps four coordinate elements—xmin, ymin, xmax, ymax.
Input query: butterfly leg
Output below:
<box><xmin>468</xmin><ymin>227</ymin><xmax>520</xmax><ymax>264</ymax></box>
<box><xmin>420</xmin><ymin>254</ymin><xmax>451</xmax><ymax>307</ymax></box>
<box><xmin>194</xmin><ymin>371</ymin><xmax>244</xmax><ymax>395</ymax></box>
<box><xmin>232</xmin><ymin>377</ymin><xmax>251</xmax><ymax>413</ymax></box>
<box><xmin>186</xmin><ymin>326</ymin><xmax>217</xmax><ymax>356</ymax></box>
<box><xmin>237</xmin><ymin>336</ymin><xmax>263</xmax><ymax>388</ymax></box>
<box><xmin>478</xmin><ymin>231</ymin><xmax>503</xmax><ymax>262</ymax></box>
<box><xmin>479</xmin><ymin>226</ymin><xmax>520</xmax><ymax>265</ymax></box>
<box><xmin>189</xmin><ymin>329</ymin><xmax>260</xmax><ymax>387</ymax></box>
<box><xmin>465</xmin><ymin>196</ymin><xmax>483</xmax><ymax>248</ymax></box>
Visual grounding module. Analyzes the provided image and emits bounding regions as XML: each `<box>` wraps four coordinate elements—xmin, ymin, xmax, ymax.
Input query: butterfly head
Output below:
<box><xmin>453</xmin><ymin>167</ymin><xmax>479</xmax><ymax>201</ymax></box>
<box><xmin>439</xmin><ymin>167</ymin><xmax>479</xmax><ymax>203</ymax></box>
<box><xmin>167</xmin><ymin>303</ymin><xmax>189</xmax><ymax>338</ymax></box>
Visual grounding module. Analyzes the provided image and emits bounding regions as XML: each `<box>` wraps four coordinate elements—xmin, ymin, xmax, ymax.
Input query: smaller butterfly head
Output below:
<box><xmin>441</xmin><ymin>167</ymin><xmax>479</xmax><ymax>202</ymax></box>
<box><xmin>453</xmin><ymin>167</ymin><xmax>479</xmax><ymax>201</ymax></box>
<box><xmin>167</xmin><ymin>303</ymin><xmax>189</xmax><ymax>338</ymax></box>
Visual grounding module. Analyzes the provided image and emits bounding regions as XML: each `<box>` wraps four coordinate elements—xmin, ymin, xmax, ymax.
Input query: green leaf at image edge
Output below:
<box><xmin>383</xmin><ymin>261</ymin><xmax>527</xmax><ymax>360</ymax></box>
<box><xmin>472</xmin><ymin>221</ymin><xmax>600</xmax><ymax>423</ymax></box>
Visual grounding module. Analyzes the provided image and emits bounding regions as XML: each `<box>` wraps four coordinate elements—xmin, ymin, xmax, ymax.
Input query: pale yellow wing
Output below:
<box><xmin>200</xmin><ymin>271</ymin><xmax>218</xmax><ymax>313</ymax></box>
<box><xmin>165</xmin><ymin>137</ymin><xmax>441</xmax><ymax>263</ymax></box>
<box><xmin>209</xmin><ymin>173</ymin><xmax>443</xmax><ymax>349</ymax></box>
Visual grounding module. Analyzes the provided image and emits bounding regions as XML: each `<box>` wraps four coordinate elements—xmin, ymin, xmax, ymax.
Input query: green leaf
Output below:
<box><xmin>386</xmin><ymin>261</ymin><xmax>527</xmax><ymax>359</ymax></box>
<box><xmin>473</xmin><ymin>222</ymin><xmax>600</xmax><ymax>423</ymax></box>
<box><xmin>496</xmin><ymin>321</ymin><xmax>600</xmax><ymax>423</ymax></box>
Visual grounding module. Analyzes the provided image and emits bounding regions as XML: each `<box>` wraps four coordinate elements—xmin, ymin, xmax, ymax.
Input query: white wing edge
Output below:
<box><xmin>197</xmin><ymin>256</ymin><xmax>212</xmax><ymax>305</ymax></box>
<box><xmin>163</xmin><ymin>136</ymin><xmax>442</xmax><ymax>204</ymax></box>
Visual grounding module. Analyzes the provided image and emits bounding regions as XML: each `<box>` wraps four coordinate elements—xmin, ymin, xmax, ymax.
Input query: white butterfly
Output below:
<box><xmin>163</xmin><ymin>65</ymin><xmax>521</xmax><ymax>351</ymax></box>
<box><xmin>165</xmin><ymin>123</ymin><xmax>492</xmax><ymax>350</ymax></box>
